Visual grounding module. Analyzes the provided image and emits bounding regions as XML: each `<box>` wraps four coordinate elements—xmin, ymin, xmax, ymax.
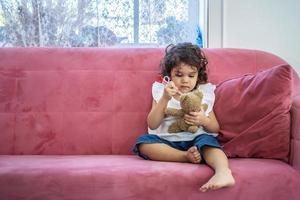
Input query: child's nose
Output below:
<box><xmin>182</xmin><ymin>76</ymin><xmax>189</xmax><ymax>82</ymax></box>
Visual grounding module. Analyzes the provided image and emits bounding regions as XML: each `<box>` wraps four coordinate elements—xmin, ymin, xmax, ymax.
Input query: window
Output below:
<box><xmin>0</xmin><ymin>0</ymin><xmax>205</xmax><ymax>47</ymax></box>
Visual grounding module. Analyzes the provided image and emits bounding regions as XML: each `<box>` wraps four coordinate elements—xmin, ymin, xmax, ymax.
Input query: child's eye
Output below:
<box><xmin>175</xmin><ymin>73</ymin><xmax>182</xmax><ymax>77</ymax></box>
<box><xmin>189</xmin><ymin>75</ymin><xmax>195</xmax><ymax>78</ymax></box>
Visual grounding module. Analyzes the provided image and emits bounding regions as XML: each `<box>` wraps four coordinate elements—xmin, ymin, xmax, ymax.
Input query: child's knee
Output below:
<box><xmin>139</xmin><ymin>143</ymin><xmax>154</xmax><ymax>154</ymax></box>
<box><xmin>138</xmin><ymin>143</ymin><xmax>146</xmax><ymax>153</ymax></box>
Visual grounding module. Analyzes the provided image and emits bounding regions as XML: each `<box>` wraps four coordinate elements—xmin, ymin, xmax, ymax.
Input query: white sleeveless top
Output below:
<box><xmin>148</xmin><ymin>82</ymin><xmax>218</xmax><ymax>141</ymax></box>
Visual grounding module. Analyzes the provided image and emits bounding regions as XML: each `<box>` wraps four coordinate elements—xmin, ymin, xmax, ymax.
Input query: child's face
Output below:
<box><xmin>170</xmin><ymin>63</ymin><xmax>198</xmax><ymax>93</ymax></box>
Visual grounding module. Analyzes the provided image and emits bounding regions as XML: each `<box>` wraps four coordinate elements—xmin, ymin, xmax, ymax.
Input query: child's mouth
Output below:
<box><xmin>180</xmin><ymin>86</ymin><xmax>190</xmax><ymax>90</ymax></box>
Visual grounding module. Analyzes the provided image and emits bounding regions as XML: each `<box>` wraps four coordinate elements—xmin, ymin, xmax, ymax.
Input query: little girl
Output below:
<box><xmin>133</xmin><ymin>43</ymin><xmax>235</xmax><ymax>192</ymax></box>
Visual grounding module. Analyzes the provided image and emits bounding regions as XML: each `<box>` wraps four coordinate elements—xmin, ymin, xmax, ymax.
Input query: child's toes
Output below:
<box><xmin>199</xmin><ymin>184</ymin><xmax>209</xmax><ymax>192</ymax></box>
<box><xmin>186</xmin><ymin>146</ymin><xmax>201</xmax><ymax>163</ymax></box>
<box><xmin>190</xmin><ymin>146</ymin><xmax>197</xmax><ymax>153</ymax></box>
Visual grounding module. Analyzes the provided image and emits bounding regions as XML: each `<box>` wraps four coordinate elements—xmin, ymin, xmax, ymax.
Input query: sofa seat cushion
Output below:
<box><xmin>0</xmin><ymin>155</ymin><xmax>300</xmax><ymax>200</ymax></box>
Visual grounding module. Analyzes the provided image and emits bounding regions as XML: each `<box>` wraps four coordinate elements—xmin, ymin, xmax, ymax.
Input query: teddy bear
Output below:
<box><xmin>165</xmin><ymin>90</ymin><xmax>208</xmax><ymax>133</ymax></box>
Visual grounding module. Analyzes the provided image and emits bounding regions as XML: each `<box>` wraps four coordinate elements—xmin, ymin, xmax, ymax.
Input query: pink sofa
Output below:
<box><xmin>0</xmin><ymin>47</ymin><xmax>300</xmax><ymax>200</ymax></box>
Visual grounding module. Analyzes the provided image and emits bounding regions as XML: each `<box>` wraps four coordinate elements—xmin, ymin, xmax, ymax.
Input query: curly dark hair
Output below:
<box><xmin>160</xmin><ymin>42</ymin><xmax>208</xmax><ymax>87</ymax></box>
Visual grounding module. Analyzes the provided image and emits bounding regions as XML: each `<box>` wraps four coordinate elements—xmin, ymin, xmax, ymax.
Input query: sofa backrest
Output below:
<box><xmin>0</xmin><ymin>48</ymin><xmax>290</xmax><ymax>155</ymax></box>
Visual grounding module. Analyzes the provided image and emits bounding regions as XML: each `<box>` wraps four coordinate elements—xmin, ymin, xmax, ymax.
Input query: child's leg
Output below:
<box><xmin>200</xmin><ymin>146</ymin><xmax>235</xmax><ymax>192</ymax></box>
<box><xmin>139</xmin><ymin>143</ymin><xmax>201</xmax><ymax>163</ymax></box>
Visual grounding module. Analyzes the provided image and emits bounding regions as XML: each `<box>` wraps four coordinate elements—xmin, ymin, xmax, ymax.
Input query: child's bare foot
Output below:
<box><xmin>185</xmin><ymin>146</ymin><xmax>201</xmax><ymax>164</ymax></box>
<box><xmin>199</xmin><ymin>169</ymin><xmax>235</xmax><ymax>192</ymax></box>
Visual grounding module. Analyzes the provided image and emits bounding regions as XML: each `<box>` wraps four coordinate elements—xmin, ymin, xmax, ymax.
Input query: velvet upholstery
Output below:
<box><xmin>0</xmin><ymin>47</ymin><xmax>300</xmax><ymax>200</ymax></box>
<box><xmin>1</xmin><ymin>155</ymin><xmax>299</xmax><ymax>200</ymax></box>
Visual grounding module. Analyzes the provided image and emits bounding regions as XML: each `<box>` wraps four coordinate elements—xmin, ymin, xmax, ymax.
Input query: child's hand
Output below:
<box><xmin>184</xmin><ymin>109</ymin><xmax>208</xmax><ymax>127</ymax></box>
<box><xmin>163</xmin><ymin>81</ymin><xmax>182</xmax><ymax>100</ymax></box>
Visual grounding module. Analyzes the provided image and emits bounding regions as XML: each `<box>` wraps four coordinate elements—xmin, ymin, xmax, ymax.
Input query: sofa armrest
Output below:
<box><xmin>290</xmin><ymin>70</ymin><xmax>300</xmax><ymax>172</ymax></box>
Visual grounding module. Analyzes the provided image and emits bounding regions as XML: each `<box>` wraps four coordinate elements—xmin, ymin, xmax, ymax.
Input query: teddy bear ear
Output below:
<box><xmin>193</xmin><ymin>90</ymin><xmax>203</xmax><ymax>99</ymax></box>
<box><xmin>180</xmin><ymin>93</ymin><xmax>187</xmax><ymax>101</ymax></box>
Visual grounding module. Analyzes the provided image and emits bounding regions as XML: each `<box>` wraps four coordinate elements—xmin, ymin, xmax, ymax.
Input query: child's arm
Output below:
<box><xmin>184</xmin><ymin>110</ymin><xmax>220</xmax><ymax>133</ymax></box>
<box><xmin>147</xmin><ymin>98</ymin><xmax>169</xmax><ymax>130</ymax></box>
<box><xmin>147</xmin><ymin>81</ymin><xmax>180</xmax><ymax>130</ymax></box>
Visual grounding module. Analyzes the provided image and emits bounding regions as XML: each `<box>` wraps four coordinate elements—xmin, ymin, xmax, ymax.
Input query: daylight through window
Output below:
<box><xmin>0</xmin><ymin>0</ymin><xmax>204</xmax><ymax>47</ymax></box>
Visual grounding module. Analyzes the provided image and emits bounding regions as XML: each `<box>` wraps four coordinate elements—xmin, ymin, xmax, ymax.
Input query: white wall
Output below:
<box><xmin>208</xmin><ymin>0</ymin><xmax>300</xmax><ymax>74</ymax></box>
